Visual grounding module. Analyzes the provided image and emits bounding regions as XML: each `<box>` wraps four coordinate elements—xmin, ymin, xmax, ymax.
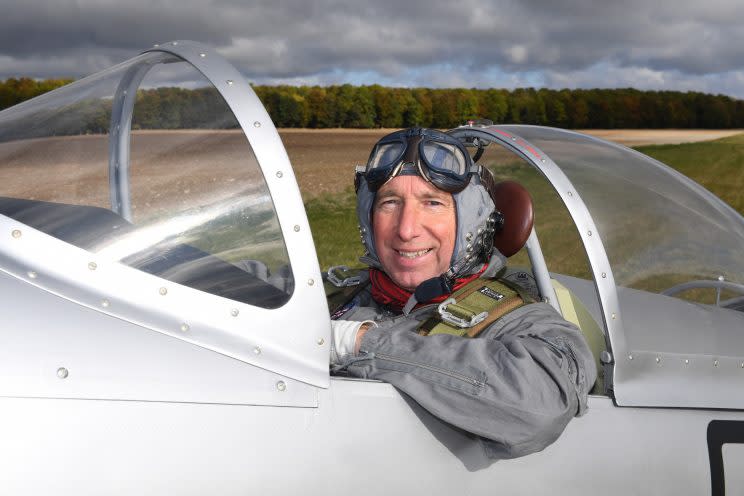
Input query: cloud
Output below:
<box><xmin>1</xmin><ymin>0</ymin><xmax>744</xmax><ymax>97</ymax></box>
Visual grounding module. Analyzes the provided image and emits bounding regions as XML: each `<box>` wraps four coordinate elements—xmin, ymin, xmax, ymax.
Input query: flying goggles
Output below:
<box><xmin>355</xmin><ymin>128</ymin><xmax>479</xmax><ymax>193</ymax></box>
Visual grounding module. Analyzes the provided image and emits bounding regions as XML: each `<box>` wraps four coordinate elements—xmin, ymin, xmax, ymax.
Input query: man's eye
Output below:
<box><xmin>377</xmin><ymin>198</ymin><xmax>399</xmax><ymax>208</ymax></box>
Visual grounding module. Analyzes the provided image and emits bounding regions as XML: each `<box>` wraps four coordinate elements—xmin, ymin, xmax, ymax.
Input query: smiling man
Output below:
<box><xmin>372</xmin><ymin>174</ymin><xmax>455</xmax><ymax>291</ymax></box>
<box><xmin>329</xmin><ymin>128</ymin><xmax>595</xmax><ymax>459</ymax></box>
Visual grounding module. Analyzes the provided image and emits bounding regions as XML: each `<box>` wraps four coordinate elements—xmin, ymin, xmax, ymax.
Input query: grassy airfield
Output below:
<box><xmin>304</xmin><ymin>133</ymin><xmax>744</xmax><ymax>275</ymax></box>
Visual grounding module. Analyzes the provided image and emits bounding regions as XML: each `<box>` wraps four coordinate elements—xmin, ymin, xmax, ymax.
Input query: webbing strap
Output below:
<box><xmin>323</xmin><ymin>268</ymin><xmax>369</xmax><ymax>317</ymax></box>
<box><xmin>418</xmin><ymin>278</ymin><xmax>533</xmax><ymax>338</ymax></box>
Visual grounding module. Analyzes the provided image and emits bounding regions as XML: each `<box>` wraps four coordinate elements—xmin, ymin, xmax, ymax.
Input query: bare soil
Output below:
<box><xmin>1</xmin><ymin>129</ymin><xmax>741</xmax><ymax>204</ymax></box>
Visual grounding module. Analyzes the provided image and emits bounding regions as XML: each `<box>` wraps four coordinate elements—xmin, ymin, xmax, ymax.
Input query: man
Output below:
<box><xmin>329</xmin><ymin>127</ymin><xmax>596</xmax><ymax>459</ymax></box>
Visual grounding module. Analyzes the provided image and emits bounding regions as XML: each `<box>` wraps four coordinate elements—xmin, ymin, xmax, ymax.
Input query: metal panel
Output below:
<box><xmin>613</xmin><ymin>286</ymin><xmax>744</xmax><ymax>408</ymax></box>
<box><xmin>1</xmin><ymin>383</ymin><xmax>741</xmax><ymax>495</ymax></box>
<box><xmin>0</xmin><ymin>270</ymin><xmax>317</xmax><ymax>406</ymax></box>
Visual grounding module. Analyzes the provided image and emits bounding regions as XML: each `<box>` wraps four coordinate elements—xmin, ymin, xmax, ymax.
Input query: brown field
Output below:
<box><xmin>1</xmin><ymin>128</ymin><xmax>741</xmax><ymax>205</ymax></box>
<box><xmin>279</xmin><ymin>128</ymin><xmax>744</xmax><ymax>199</ymax></box>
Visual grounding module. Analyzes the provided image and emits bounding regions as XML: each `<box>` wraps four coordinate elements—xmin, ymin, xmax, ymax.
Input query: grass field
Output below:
<box><xmin>303</xmin><ymin>132</ymin><xmax>744</xmax><ymax>279</ymax></box>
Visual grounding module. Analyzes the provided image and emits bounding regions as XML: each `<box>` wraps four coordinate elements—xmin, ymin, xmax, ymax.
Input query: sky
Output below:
<box><xmin>2</xmin><ymin>0</ymin><xmax>744</xmax><ymax>98</ymax></box>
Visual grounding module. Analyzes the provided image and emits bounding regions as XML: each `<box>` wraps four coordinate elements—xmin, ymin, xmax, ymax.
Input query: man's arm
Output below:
<box><xmin>337</xmin><ymin>302</ymin><xmax>596</xmax><ymax>459</ymax></box>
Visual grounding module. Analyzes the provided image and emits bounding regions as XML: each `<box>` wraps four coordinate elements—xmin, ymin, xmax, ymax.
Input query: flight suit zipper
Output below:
<box><xmin>369</xmin><ymin>351</ymin><xmax>485</xmax><ymax>388</ymax></box>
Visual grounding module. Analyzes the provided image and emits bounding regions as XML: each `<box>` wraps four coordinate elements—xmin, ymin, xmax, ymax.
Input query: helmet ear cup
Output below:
<box><xmin>482</xmin><ymin>177</ymin><xmax>534</xmax><ymax>257</ymax></box>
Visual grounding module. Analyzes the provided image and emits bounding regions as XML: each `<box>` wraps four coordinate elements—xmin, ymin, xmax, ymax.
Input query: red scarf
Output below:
<box><xmin>369</xmin><ymin>266</ymin><xmax>486</xmax><ymax>313</ymax></box>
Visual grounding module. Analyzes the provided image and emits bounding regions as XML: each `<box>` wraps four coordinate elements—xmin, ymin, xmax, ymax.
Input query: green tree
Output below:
<box><xmin>480</xmin><ymin>89</ymin><xmax>508</xmax><ymax>123</ymax></box>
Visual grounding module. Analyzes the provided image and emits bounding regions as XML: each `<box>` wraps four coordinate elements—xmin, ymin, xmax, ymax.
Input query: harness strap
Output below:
<box><xmin>323</xmin><ymin>267</ymin><xmax>369</xmax><ymax>317</ymax></box>
<box><xmin>418</xmin><ymin>278</ymin><xmax>534</xmax><ymax>338</ymax></box>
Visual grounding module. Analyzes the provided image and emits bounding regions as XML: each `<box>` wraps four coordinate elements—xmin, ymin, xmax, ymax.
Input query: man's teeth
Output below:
<box><xmin>398</xmin><ymin>249</ymin><xmax>431</xmax><ymax>259</ymax></box>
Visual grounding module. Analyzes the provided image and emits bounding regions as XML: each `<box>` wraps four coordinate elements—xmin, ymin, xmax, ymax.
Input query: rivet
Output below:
<box><xmin>466</xmin><ymin>244</ymin><xmax>473</xmax><ymax>252</ymax></box>
<box><xmin>511</xmin><ymin>136</ymin><xmax>517</xmax><ymax>141</ymax></box>
<box><xmin>226</xmin><ymin>80</ymin><xmax>234</xmax><ymax>86</ymax></box>
<box><xmin>276</xmin><ymin>171</ymin><xmax>283</xmax><ymax>178</ymax></box>
<box><xmin>159</xmin><ymin>287</ymin><xmax>168</xmax><ymax>296</ymax></box>
<box><xmin>568</xmin><ymin>191</ymin><xmax>573</xmax><ymax>197</ymax></box>
<box><xmin>101</xmin><ymin>299</ymin><xmax>110</xmax><ymax>308</ymax></box>
<box><xmin>88</xmin><ymin>262</ymin><xmax>97</xmax><ymax>271</ymax></box>
<box><xmin>601</xmin><ymin>272</ymin><xmax>606</xmax><ymax>278</ymax></box>
<box><xmin>714</xmin><ymin>359</ymin><xmax>719</xmax><ymax>367</ymax></box>
<box><xmin>276</xmin><ymin>381</ymin><xmax>287</xmax><ymax>392</ymax></box>
<box><xmin>11</xmin><ymin>229</ymin><xmax>21</xmax><ymax>238</ymax></box>
<box><xmin>27</xmin><ymin>271</ymin><xmax>37</xmax><ymax>279</ymax></box>
<box><xmin>199</xmin><ymin>53</ymin><xmax>206</xmax><ymax>58</ymax></box>
<box><xmin>57</xmin><ymin>367</ymin><xmax>69</xmax><ymax>379</ymax></box>
<box><xmin>317</xmin><ymin>338</ymin><xmax>325</xmax><ymax>345</ymax></box>
<box><xmin>172</xmin><ymin>41</ymin><xmax>179</xmax><ymax>46</ymax></box>
<box><xmin>540</xmin><ymin>158</ymin><xmax>546</xmax><ymax>163</ymax></box>
<box><xmin>628</xmin><ymin>354</ymin><xmax>633</xmax><ymax>360</ymax></box>
<box><xmin>180</xmin><ymin>323</ymin><xmax>189</xmax><ymax>332</ymax></box>
<box><xmin>655</xmin><ymin>356</ymin><xmax>661</xmax><ymax>364</ymax></box>
<box><xmin>153</xmin><ymin>43</ymin><xmax>160</xmax><ymax>47</ymax></box>
<box><xmin>254</xmin><ymin>121</ymin><xmax>261</xmax><ymax>128</ymax></box>
<box><xmin>611</xmin><ymin>313</ymin><xmax>616</xmax><ymax>320</ymax></box>
<box><xmin>600</xmin><ymin>351</ymin><xmax>613</xmax><ymax>364</ymax></box>
<box><xmin>253</xmin><ymin>346</ymin><xmax>261</xmax><ymax>355</ymax></box>
<box><xmin>465</xmin><ymin>232</ymin><xmax>473</xmax><ymax>241</ymax></box>
<box><xmin>685</xmin><ymin>359</ymin><xmax>689</xmax><ymax>364</ymax></box>
<box><xmin>231</xmin><ymin>308</ymin><xmax>239</xmax><ymax>317</ymax></box>
<box><xmin>308</xmin><ymin>278</ymin><xmax>315</xmax><ymax>286</ymax></box>
<box><xmin>740</xmin><ymin>362</ymin><xmax>744</xmax><ymax>368</ymax></box>
<box><xmin>587</xmin><ymin>230</ymin><xmax>593</xmax><ymax>236</ymax></box>
<box><xmin>293</xmin><ymin>225</ymin><xmax>300</xmax><ymax>232</ymax></box>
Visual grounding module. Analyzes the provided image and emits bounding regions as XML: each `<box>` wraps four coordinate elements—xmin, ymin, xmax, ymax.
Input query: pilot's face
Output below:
<box><xmin>372</xmin><ymin>175</ymin><xmax>456</xmax><ymax>291</ymax></box>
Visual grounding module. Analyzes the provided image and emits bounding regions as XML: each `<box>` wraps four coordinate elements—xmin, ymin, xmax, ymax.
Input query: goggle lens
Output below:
<box><xmin>368</xmin><ymin>141</ymin><xmax>405</xmax><ymax>170</ymax></box>
<box><xmin>421</xmin><ymin>141</ymin><xmax>467</xmax><ymax>175</ymax></box>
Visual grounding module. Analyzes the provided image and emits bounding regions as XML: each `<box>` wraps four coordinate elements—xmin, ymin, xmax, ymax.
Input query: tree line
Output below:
<box><xmin>253</xmin><ymin>85</ymin><xmax>744</xmax><ymax>129</ymax></box>
<box><xmin>2</xmin><ymin>77</ymin><xmax>744</xmax><ymax>129</ymax></box>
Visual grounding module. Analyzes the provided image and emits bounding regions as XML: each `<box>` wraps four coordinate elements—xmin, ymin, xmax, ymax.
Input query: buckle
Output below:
<box><xmin>437</xmin><ymin>298</ymin><xmax>488</xmax><ymax>329</ymax></box>
<box><xmin>326</xmin><ymin>265</ymin><xmax>361</xmax><ymax>288</ymax></box>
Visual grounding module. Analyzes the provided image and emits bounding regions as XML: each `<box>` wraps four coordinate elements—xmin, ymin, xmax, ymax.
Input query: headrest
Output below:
<box><xmin>490</xmin><ymin>181</ymin><xmax>534</xmax><ymax>257</ymax></box>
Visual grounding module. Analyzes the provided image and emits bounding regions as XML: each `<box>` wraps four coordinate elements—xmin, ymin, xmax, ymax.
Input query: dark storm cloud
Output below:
<box><xmin>1</xmin><ymin>0</ymin><xmax>744</xmax><ymax>95</ymax></box>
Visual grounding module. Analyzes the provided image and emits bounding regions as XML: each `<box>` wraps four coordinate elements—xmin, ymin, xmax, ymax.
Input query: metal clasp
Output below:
<box><xmin>437</xmin><ymin>298</ymin><xmax>488</xmax><ymax>329</ymax></box>
<box><xmin>326</xmin><ymin>265</ymin><xmax>361</xmax><ymax>288</ymax></box>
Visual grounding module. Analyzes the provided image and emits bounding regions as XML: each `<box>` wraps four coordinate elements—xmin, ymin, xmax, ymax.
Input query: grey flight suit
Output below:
<box><xmin>333</xmin><ymin>263</ymin><xmax>597</xmax><ymax>459</ymax></box>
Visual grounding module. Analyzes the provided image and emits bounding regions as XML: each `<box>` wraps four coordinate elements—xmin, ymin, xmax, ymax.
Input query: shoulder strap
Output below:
<box><xmin>323</xmin><ymin>267</ymin><xmax>370</xmax><ymax>317</ymax></box>
<box><xmin>418</xmin><ymin>277</ymin><xmax>534</xmax><ymax>338</ymax></box>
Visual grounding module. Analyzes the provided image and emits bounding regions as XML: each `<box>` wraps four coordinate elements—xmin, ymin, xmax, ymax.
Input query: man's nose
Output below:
<box><xmin>396</xmin><ymin>202</ymin><xmax>420</xmax><ymax>241</ymax></box>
